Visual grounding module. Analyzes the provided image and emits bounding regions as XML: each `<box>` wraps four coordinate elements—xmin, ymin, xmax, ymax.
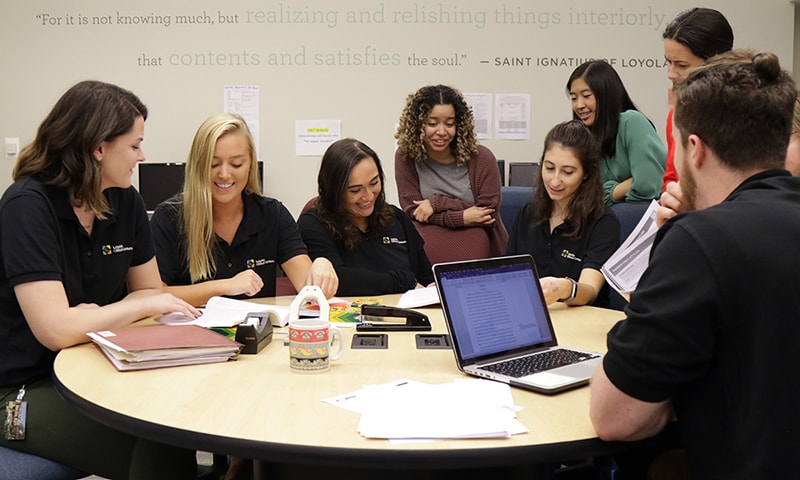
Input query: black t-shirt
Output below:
<box><xmin>297</xmin><ymin>205</ymin><xmax>434</xmax><ymax>296</ymax></box>
<box><xmin>0</xmin><ymin>178</ymin><xmax>153</xmax><ymax>387</ymax></box>
<box><xmin>150</xmin><ymin>193</ymin><xmax>307</xmax><ymax>298</ymax></box>
<box><xmin>506</xmin><ymin>203</ymin><xmax>620</xmax><ymax>307</ymax></box>
<box><xmin>603</xmin><ymin>171</ymin><xmax>800</xmax><ymax>478</ymax></box>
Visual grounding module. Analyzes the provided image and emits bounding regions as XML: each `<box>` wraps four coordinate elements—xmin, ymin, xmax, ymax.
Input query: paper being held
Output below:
<box><xmin>157</xmin><ymin>296</ymin><xmax>318</xmax><ymax>328</ymax></box>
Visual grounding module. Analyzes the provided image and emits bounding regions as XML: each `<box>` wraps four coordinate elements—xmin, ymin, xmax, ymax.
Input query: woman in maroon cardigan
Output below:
<box><xmin>394</xmin><ymin>84</ymin><xmax>507</xmax><ymax>262</ymax></box>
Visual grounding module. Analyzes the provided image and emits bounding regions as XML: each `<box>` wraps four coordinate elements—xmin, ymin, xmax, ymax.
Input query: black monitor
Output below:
<box><xmin>138</xmin><ymin>161</ymin><xmax>264</xmax><ymax>212</ymax></box>
<box><xmin>496</xmin><ymin>159</ymin><xmax>506</xmax><ymax>186</ymax></box>
<box><xmin>508</xmin><ymin>162</ymin><xmax>540</xmax><ymax>187</ymax></box>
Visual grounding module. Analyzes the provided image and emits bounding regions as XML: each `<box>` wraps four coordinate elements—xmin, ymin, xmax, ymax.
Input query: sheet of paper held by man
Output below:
<box><xmin>601</xmin><ymin>200</ymin><xmax>660</xmax><ymax>295</ymax></box>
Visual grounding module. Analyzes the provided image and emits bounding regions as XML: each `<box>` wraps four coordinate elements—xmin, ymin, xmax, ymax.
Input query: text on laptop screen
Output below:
<box><xmin>437</xmin><ymin>262</ymin><xmax>553</xmax><ymax>360</ymax></box>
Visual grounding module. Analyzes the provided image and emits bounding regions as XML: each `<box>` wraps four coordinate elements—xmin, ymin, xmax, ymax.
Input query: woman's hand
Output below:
<box><xmin>411</xmin><ymin>199</ymin><xmax>434</xmax><ymax>222</ymax></box>
<box><xmin>539</xmin><ymin>276</ymin><xmax>571</xmax><ymax>305</ymax></box>
<box><xmin>463</xmin><ymin>206</ymin><xmax>496</xmax><ymax>227</ymax></box>
<box><xmin>138</xmin><ymin>292</ymin><xmax>202</xmax><ymax>319</ymax></box>
<box><xmin>612</xmin><ymin>178</ymin><xmax>633</xmax><ymax>202</ymax></box>
<box><xmin>306</xmin><ymin>257</ymin><xmax>339</xmax><ymax>298</ymax></box>
<box><xmin>225</xmin><ymin>269</ymin><xmax>264</xmax><ymax>297</ymax></box>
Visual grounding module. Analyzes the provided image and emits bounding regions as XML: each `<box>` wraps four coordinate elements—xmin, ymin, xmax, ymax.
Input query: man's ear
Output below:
<box><xmin>687</xmin><ymin>134</ymin><xmax>706</xmax><ymax>169</ymax></box>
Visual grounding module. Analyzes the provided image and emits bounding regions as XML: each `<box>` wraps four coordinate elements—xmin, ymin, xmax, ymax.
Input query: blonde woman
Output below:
<box><xmin>150</xmin><ymin>113</ymin><xmax>337</xmax><ymax>306</ymax></box>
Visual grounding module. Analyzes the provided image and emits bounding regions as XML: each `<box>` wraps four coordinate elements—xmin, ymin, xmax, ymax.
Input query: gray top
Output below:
<box><xmin>417</xmin><ymin>157</ymin><xmax>474</xmax><ymax>204</ymax></box>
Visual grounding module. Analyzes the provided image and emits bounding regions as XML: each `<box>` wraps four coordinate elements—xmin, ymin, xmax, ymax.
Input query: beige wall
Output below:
<box><xmin>0</xmin><ymin>0</ymin><xmax>794</xmax><ymax>216</ymax></box>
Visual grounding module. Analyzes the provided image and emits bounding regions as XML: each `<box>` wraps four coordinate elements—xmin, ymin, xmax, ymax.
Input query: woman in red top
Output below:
<box><xmin>661</xmin><ymin>8</ymin><xmax>733</xmax><ymax>190</ymax></box>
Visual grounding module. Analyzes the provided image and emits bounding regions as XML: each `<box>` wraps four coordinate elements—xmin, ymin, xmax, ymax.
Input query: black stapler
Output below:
<box><xmin>235</xmin><ymin>312</ymin><xmax>273</xmax><ymax>354</ymax></box>
<box><xmin>356</xmin><ymin>305</ymin><xmax>432</xmax><ymax>332</ymax></box>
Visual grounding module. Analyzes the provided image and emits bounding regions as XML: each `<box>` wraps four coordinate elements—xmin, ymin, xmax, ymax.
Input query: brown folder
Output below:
<box><xmin>91</xmin><ymin>324</ymin><xmax>241</xmax><ymax>352</ymax></box>
<box><xmin>87</xmin><ymin>324</ymin><xmax>243</xmax><ymax>371</ymax></box>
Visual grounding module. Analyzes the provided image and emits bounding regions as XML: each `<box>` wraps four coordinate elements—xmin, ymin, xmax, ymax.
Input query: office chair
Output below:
<box><xmin>499</xmin><ymin>186</ymin><xmax>534</xmax><ymax>233</ymax></box>
<box><xmin>508</xmin><ymin>162</ymin><xmax>540</xmax><ymax>187</ymax></box>
<box><xmin>606</xmin><ymin>202</ymin><xmax>650</xmax><ymax>311</ymax></box>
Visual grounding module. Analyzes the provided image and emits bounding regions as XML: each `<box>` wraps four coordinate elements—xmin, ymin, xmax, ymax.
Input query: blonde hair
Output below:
<box><xmin>181</xmin><ymin>113</ymin><xmax>261</xmax><ymax>283</ymax></box>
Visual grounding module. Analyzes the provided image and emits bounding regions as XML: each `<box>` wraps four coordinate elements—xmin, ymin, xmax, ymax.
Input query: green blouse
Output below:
<box><xmin>600</xmin><ymin>109</ymin><xmax>667</xmax><ymax>205</ymax></box>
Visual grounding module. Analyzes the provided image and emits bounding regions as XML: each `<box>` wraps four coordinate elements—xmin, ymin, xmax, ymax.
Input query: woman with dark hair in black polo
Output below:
<box><xmin>298</xmin><ymin>138</ymin><xmax>434</xmax><ymax>296</ymax></box>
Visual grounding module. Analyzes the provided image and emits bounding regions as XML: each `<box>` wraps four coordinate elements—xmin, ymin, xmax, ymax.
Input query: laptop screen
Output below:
<box><xmin>435</xmin><ymin>256</ymin><xmax>556</xmax><ymax>361</ymax></box>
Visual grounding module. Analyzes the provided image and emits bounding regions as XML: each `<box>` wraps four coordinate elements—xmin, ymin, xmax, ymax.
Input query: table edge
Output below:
<box><xmin>53</xmin><ymin>372</ymin><xmax>627</xmax><ymax>469</ymax></box>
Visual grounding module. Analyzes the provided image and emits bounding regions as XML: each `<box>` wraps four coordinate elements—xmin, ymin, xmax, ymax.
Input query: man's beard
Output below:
<box><xmin>678</xmin><ymin>155</ymin><xmax>697</xmax><ymax>212</ymax></box>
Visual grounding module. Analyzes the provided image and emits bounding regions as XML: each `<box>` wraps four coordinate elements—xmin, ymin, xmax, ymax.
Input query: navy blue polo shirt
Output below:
<box><xmin>0</xmin><ymin>177</ymin><xmax>154</xmax><ymax>387</ymax></box>
<box><xmin>150</xmin><ymin>193</ymin><xmax>307</xmax><ymax>298</ymax></box>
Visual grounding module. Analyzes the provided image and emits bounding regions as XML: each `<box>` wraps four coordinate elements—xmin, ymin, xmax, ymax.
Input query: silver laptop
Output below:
<box><xmin>432</xmin><ymin>255</ymin><xmax>602</xmax><ymax>394</ymax></box>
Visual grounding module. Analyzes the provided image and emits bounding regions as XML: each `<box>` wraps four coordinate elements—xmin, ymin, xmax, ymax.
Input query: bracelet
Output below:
<box><xmin>557</xmin><ymin>277</ymin><xmax>578</xmax><ymax>303</ymax></box>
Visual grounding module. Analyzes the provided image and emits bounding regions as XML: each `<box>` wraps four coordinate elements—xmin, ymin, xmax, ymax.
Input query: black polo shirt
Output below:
<box><xmin>0</xmin><ymin>177</ymin><xmax>154</xmax><ymax>387</ymax></box>
<box><xmin>150</xmin><ymin>193</ymin><xmax>307</xmax><ymax>298</ymax></box>
<box><xmin>506</xmin><ymin>203</ymin><xmax>619</xmax><ymax>307</ymax></box>
<box><xmin>298</xmin><ymin>205</ymin><xmax>434</xmax><ymax>296</ymax></box>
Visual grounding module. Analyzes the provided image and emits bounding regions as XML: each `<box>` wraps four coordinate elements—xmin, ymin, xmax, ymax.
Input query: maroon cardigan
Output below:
<box><xmin>394</xmin><ymin>145</ymin><xmax>508</xmax><ymax>257</ymax></box>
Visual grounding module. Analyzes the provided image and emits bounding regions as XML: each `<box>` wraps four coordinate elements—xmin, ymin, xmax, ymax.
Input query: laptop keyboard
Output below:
<box><xmin>482</xmin><ymin>349</ymin><xmax>599</xmax><ymax>378</ymax></box>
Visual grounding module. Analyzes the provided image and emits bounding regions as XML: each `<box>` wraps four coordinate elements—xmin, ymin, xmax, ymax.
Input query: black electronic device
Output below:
<box><xmin>138</xmin><ymin>161</ymin><xmax>264</xmax><ymax>212</ymax></box>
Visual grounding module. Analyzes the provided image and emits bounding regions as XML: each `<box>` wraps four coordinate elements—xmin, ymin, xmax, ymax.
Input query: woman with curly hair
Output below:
<box><xmin>507</xmin><ymin>120</ymin><xmax>619</xmax><ymax>307</ymax></box>
<box><xmin>394</xmin><ymin>84</ymin><xmax>507</xmax><ymax>262</ymax></box>
<box><xmin>298</xmin><ymin>138</ymin><xmax>433</xmax><ymax>296</ymax></box>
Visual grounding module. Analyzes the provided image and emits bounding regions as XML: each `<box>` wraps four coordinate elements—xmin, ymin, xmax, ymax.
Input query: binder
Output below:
<box><xmin>87</xmin><ymin>324</ymin><xmax>243</xmax><ymax>371</ymax></box>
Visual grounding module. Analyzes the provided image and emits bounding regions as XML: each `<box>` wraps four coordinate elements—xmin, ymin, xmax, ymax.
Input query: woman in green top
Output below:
<box><xmin>567</xmin><ymin>60</ymin><xmax>666</xmax><ymax>205</ymax></box>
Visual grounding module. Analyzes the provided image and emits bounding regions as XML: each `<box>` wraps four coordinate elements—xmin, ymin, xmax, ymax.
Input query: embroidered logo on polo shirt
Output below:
<box><xmin>101</xmin><ymin>244</ymin><xmax>134</xmax><ymax>255</ymax></box>
<box><xmin>382</xmin><ymin>236</ymin><xmax>407</xmax><ymax>245</ymax></box>
<box><xmin>246</xmin><ymin>258</ymin><xmax>274</xmax><ymax>268</ymax></box>
<box><xmin>561</xmin><ymin>249</ymin><xmax>582</xmax><ymax>262</ymax></box>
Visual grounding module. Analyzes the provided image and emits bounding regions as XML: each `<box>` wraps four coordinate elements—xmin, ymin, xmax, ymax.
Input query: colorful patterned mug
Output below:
<box><xmin>288</xmin><ymin>318</ymin><xmax>343</xmax><ymax>373</ymax></box>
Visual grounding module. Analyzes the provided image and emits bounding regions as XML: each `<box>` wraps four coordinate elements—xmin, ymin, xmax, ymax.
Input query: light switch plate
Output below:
<box><xmin>5</xmin><ymin>137</ymin><xmax>19</xmax><ymax>158</ymax></box>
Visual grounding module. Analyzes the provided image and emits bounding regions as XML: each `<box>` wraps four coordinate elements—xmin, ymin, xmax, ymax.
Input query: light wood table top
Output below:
<box><xmin>53</xmin><ymin>296</ymin><xmax>626</xmax><ymax>470</ymax></box>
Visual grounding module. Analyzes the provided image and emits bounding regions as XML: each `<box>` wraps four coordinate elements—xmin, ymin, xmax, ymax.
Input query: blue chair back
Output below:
<box><xmin>606</xmin><ymin>202</ymin><xmax>651</xmax><ymax>310</ymax></box>
<box><xmin>500</xmin><ymin>186</ymin><xmax>534</xmax><ymax>233</ymax></box>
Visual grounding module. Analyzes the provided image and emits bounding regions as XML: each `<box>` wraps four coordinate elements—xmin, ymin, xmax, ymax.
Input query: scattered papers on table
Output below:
<box><xmin>323</xmin><ymin>378</ymin><xmax>527</xmax><ymax>440</ymax></box>
<box><xmin>601</xmin><ymin>200</ymin><xmax>659</xmax><ymax>295</ymax></box>
<box><xmin>395</xmin><ymin>286</ymin><xmax>440</xmax><ymax>309</ymax></box>
<box><xmin>157</xmin><ymin>296</ymin><xmax>318</xmax><ymax>328</ymax></box>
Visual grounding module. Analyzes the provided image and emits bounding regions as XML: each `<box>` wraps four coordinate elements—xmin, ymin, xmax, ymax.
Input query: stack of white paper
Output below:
<box><xmin>395</xmin><ymin>286</ymin><xmax>440</xmax><ymax>309</ymax></box>
<box><xmin>324</xmin><ymin>379</ymin><xmax>527</xmax><ymax>440</ymax></box>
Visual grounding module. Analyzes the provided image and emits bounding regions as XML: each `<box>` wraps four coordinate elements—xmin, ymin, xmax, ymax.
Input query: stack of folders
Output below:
<box><xmin>87</xmin><ymin>324</ymin><xmax>243</xmax><ymax>371</ymax></box>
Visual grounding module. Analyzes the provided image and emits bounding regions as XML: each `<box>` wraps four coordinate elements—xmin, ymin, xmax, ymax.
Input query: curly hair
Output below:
<box><xmin>394</xmin><ymin>85</ymin><xmax>478</xmax><ymax>166</ymax></box>
<box><xmin>531</xmin><ymin>120</ymin><xmax>605</xmax><ymax>238</ymax></box>
<box><xmin>314</xmin><ymin>138</ymin><xmax>395</xmax><ymax>251</ymax></box>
